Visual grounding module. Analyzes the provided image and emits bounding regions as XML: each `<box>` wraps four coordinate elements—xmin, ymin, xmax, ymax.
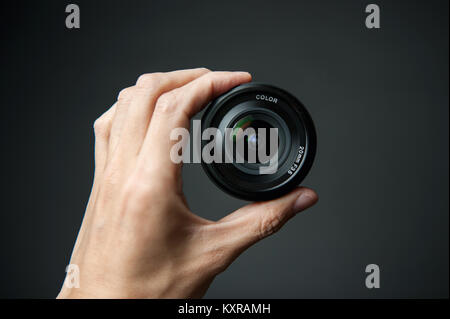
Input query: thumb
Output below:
<box><xmin>217</xmin><ymin>187</ymin><xmax>318</xmax><ymax>257</ymax></box>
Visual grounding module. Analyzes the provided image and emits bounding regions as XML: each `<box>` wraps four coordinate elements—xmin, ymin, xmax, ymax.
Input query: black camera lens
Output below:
<box><xmin>201</xmin><ymin>83</ymin><xmax>316</xmax><ymax>201</ymax></box>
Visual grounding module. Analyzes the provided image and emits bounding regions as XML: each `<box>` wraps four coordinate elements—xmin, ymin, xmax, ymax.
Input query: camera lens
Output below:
<box><xmin>201</xmin><ymin>83</ymin><xmax>316</xmax><ymax>201</ymax></box>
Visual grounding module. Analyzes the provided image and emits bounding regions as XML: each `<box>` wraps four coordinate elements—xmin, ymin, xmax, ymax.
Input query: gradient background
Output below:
<box><xmin>1</xmin><ymin>0</ymin><xmax>448</xmax><ymax>298</ymax></box>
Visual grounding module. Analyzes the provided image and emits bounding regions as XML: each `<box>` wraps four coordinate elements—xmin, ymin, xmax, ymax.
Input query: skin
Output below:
<box><xmin>57</xmin><ymin>68</ymin><xmax>318</xmax><ymax>299</ymax></box>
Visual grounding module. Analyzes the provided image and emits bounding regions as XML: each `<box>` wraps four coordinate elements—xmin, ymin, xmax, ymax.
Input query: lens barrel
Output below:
<box><xmin>201</xmin><ymin>83</ymin><xmax>316</xmax><ymax>201</ymax></box>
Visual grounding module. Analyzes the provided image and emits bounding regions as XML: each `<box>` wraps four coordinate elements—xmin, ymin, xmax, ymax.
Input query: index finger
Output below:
<box><xmin>139</xmin><ymin>71</ymin><xmax>252</xmax><ymax>179</ymax></box>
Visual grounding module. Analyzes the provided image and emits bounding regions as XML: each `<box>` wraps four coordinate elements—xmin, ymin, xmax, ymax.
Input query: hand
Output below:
<box><xmin>57</xmin><ymin>68</ymin><xmax>318</xmax><ymax>298</ymax></box>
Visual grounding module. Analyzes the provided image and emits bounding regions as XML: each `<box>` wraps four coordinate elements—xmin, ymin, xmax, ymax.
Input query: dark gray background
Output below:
<box><xmin>1</xmin><ymin>0</ymin><xmax>448</xmax><ymax>298</ymax></box>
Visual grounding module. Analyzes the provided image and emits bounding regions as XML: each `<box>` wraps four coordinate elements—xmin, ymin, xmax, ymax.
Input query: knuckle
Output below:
<box><xmin>136</xmin><ymin>73</ymin><xmax>162</xmax><ymax>88</ymax></box>
<box><xmin>198</xmin><ymin>67</ymin><xmax>211</xmax><ymax>73</ymax></box>
<box><xmin>117</xmin><ymin>86</ymin><xmax>135</xmax><ymax>100</ymax></box>
<box><xmin>131</xmin><ymin>87</ymin><xmax>150</xmax><ymax>98</ymax></box>
<box><xmin>201</xmin><ymin>73</ymin><xmax>216</xmax><ymax>97</ymax></box>
<box><xmin>93</xmin><ymin>117</ymin><xmax>108</xmax><ymax>137</ymax></box>
<box><xmin>155</xmin><ymin>92</ymin><xmax>178</xmax><ymax>115</ymax></box>
<box><xmin>203</xmin><ymin>72</ymin><xmax>215</xmax><ymax>86</ymax></box>
<box><xmin>258</xmin><ymin>208</ymin><xmax>284</xmax><ymax>239</ymax></box>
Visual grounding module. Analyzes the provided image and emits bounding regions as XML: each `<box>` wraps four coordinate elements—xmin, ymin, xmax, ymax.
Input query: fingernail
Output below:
<box><xmin>235</xmin><ymin>71</ymin><xmax>251</xmax><ymax>76</ymax></box>
<box><xmin>293</xmin><ymin>192</ymin><xmax>316</xmax><ymax>213</ymax></box>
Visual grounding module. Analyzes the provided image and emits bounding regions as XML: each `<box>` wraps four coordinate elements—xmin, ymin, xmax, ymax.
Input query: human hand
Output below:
<box><xmin>57</xmin><ymin>68</ymin><xmax>318</xmax><ymax>298</ymax></box>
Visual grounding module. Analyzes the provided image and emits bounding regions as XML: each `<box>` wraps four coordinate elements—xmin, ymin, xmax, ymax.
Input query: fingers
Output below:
<box><xmin>93</xmin><ymin>103</ymin><xmax>116</xmax><ymax>174</ymax></box>
<box><xmin>108</xmin><ymin>88</ymin><xmax>134</xmax><ymax>158</ymax></box>
<box><xmin>155</xmin><ymin>71</ymin><xmax>252</xmax><ymax>121</ymax></box>
<box><xmin>74</xmin><ymin>104</ymin><xmax>116</xmax><ymax>261</ymax></box>
<box><xmin>215</xmin><ymin>187</ymin><xmax>318</xmax><ymax>258</ymax></box>
<box><xmin>118</xmin><ymin>68</ymin><xmax>210</xmax><ymax>156</ymax></box>
<box><xmin>139</xmin><ymin>71</ymin><xmax>252</xmax><ymax>179</ymax></box>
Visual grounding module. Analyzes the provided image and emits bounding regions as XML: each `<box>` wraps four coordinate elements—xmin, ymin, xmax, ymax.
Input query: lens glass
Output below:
<box><xmin>224</xmin><ymin>110</ymin><xmax>289</xmax><ymax>175</ymax></box>
<box><xmin>232</xmin><ymin>116</ymin><xmax>275</xmax><ymax>164</ymax></box>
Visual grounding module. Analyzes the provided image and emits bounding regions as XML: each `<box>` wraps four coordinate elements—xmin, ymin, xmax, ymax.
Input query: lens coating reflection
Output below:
<box><xmin>232</xmin><ymin>116</ymin><xmax>275</xmax><ymax>164</ymax></box>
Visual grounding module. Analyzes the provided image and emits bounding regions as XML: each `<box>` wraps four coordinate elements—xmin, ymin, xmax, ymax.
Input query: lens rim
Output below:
<box><xmin>201</xmin><ymin>82</ymin><xmax>316</xmax><ymax>201</ymax></box>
